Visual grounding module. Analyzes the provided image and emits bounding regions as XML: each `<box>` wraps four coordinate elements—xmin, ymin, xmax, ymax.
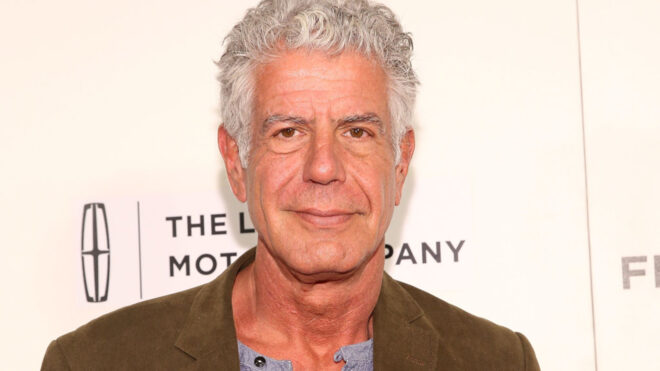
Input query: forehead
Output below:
<box><xmin>252</xmin><ymin>49</ymin><xmax>389</xmax><ymax>120</ymax></box>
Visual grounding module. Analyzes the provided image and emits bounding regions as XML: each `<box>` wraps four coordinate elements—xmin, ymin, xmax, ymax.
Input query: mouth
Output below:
<box><xmin>293</xmin><ymin>208</ymin><xmax>356</xmax><ymax>228</ymax></box>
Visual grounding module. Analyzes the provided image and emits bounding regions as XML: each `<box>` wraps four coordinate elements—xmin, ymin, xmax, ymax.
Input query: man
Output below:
<box><xmin>43</xmin><ymin>0</ymin><xmax>540</xmax><ymax>370</ymax></box>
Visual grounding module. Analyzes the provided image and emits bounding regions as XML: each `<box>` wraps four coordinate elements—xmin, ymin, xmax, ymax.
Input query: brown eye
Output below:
<box><xmin>349</xmin><ymin>128</ymin><xmax>365</xmax><ymax>138</ymax></box>
<box><xmin>280</xmin><ymin>128</ymin><xmax>296</xmax><ymax>138</ymax></box>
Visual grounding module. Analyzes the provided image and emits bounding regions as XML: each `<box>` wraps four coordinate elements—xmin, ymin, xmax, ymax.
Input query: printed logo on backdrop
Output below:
<box><xmin>165</xmin><ymin>212</ymin><xmax>466</xmax><ymax>276</ymax></box>
<box><xmin>81</xmin><ymin>203</ymin><xmax>111</xmax><ymax>303</ymax></box>
<box><xmin>77</xmin><ymin>201</ymin><xmax>256</xmax><ymax>304</ymax></box>
<box><xmin>78</xmin><ymin>199</ymin><xmax>467</xmax><ymax>304</ymax></box>
<box><xmin>384</xmin><ymin>241</ymin><xmax>465</xmax><ymax>265</ymax></box>
<box><xmin>165</xmin><ymin>212</ymin><xmax>254</xmax><ymax>276</ymax></box>
<box><xmin>621</xmin><ymin>255</ymin><xmax>660</xmax><ymax>289</ymax></box>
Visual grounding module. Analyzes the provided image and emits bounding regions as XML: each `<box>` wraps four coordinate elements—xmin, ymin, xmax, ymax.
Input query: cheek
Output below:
<box><xmin>349</xmin><ymin>159</ymin><xmax>397</xmax><ymax>214</ymax></box>
<box><xmin>248</xmin><ymin>152</ymin><xmax>302</xmax><ymax>211</ymax></box>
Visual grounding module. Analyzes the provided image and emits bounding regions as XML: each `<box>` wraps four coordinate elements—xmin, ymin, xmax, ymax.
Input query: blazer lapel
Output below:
<box><xmin>173</xmin><ymin>251</ymin><xmax>448</xmax><ymax>370</ymax></box>
<box><xmin>175</xmin><ymin>248</ymin><xmax>257</xmax><ymax>370</ymax></box>
<box><xmin>373</xmin><ymin>273</ymin><xmax>440</xmax><ymax>371</ymax></box>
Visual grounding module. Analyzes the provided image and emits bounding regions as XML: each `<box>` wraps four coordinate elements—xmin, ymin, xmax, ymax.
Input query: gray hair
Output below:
<box><xmin>218</xmin><ymin>0</ymin><xmax>419</xmax><ymax>166</ymax></box>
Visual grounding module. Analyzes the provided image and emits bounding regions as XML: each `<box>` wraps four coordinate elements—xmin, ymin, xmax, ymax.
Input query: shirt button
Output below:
<box><xmin>254</xmin><ymin>356</ymin><xmax>266</xmax><ymax>368</ymax></box>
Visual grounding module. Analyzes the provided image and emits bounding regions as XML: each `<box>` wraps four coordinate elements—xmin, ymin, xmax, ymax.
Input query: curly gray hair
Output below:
<box><xmin>218</xmin><ymin>0</ymin><xmax>418</xmax><ymax>166</ymax></box>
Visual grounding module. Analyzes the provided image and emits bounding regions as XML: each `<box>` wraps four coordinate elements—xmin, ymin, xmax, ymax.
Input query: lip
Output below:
<box><xmin>293</xmin><ymin>208</ymin><xmax>355</xmax><ymax>227</ymax></box>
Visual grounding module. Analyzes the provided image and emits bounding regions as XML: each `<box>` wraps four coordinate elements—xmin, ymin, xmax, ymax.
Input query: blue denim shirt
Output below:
<box><xmin>238</xmin><ymin>339</ymin><xmax>373</xmax><ymax>371</ymax></box>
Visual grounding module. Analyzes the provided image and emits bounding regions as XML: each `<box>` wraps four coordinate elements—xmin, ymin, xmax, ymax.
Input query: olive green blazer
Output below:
<box><xmin>42</xmin><ymin>248</ymin><xmax>540</xmax><ymax>370</ymax></box>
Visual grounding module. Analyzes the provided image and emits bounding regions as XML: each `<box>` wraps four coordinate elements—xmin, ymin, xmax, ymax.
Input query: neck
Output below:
<box><xmin>232</xmin><ymin>241</ymin><xmax>384</xmax><ymax>359</ymax></box>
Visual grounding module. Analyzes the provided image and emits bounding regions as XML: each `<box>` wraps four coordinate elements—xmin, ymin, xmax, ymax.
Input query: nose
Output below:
<box><xmin>302</xmin><ymin>131</ymin><xmax>346</xmax><ymax>185</ymax></box>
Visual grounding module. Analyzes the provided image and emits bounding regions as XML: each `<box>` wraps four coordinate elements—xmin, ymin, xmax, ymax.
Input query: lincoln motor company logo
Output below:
<box><xmin>81</xmin><ymin>203</ymin><xmax>111</xmax><ymax>302</ymax></box>
<box><xmin>75</xmin><ymin>201</ymin><xmax>467</xmax><ymax>302</ymax></box>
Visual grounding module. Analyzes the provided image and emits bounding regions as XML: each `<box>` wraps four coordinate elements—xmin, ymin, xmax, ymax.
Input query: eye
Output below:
<box><xmin>347</xmin><ymin>128</ymin><xmax>366</xmax><ymax>138</ymax></box>
<box><xmin>277</xmin><ymin>127</ymin><xmax>297</xmax><ymax>138</ymax></box>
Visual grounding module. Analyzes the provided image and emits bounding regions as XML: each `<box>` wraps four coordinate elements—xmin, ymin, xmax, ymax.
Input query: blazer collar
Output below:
<box><xmin>373</xmin><ymin>273</ymin><xmax>440</xmax><ymax>370</ymax></box>
<box><xmin>173</xmin><ymin>248</ymin><xmax>440</xmax><ymax>370</ymax></box>
<box><xmin>174</xmin><ymin>248</ymin><xmax>256</xmax><ymax>369</ymax></box>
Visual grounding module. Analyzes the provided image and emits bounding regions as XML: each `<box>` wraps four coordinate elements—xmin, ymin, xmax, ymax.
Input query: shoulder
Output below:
<box><xmin>398</xmin><ymin>280</ymin><xmax>514</xmax><ymax>339</ymax></box>
<box><xmin>42</xmin><ymin>249</ymin><xmax>254</xmax><ymax>370</ymax></box>
<box><xmin>72</xmin><ymin>284</ymin><xmax>201</xmax><ymax>340</ymax></box>
<box><xmin>396</xmin><ymin>280</ymin><xmax>540</xmax><ymax>371</ymax></box>
<box><xmin>42</xmin><ymin>286</ymin><xmax>202</xmax><ymax>370</ymax></box>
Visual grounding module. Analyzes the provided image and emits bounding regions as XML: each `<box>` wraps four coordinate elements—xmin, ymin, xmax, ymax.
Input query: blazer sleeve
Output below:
<box><xmin>516</xmin><ymin>332</ymin><xmax>541</xmax><ymax>371</ymax></box>
<box><xmin>41</xmin><ymin>339</ymin><xmax>71</xmax><ymax>371</ymax></box>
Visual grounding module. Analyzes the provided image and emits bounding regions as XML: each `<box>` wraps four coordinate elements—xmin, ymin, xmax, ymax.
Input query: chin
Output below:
<box><xmin>283</xmin><ymin>241</ymin><xmax>377</xmax><ymax>278</ymax></box>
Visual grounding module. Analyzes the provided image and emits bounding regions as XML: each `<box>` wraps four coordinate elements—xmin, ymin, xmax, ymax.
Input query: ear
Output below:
<box><xmin>217</xmin><ymin>125</ymin><xmax>247</xmax><ymax>202</ymax></box>
<box><xmin>394</xmin><ymin>129</ymin><xmax>415</xmax><ymax>206</ymax></box>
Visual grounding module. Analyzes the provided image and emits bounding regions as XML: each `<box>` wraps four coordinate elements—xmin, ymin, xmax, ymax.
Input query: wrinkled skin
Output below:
<box><xmin>219</xmin><ymin>49</ymin><xmax>414</xmax><ymax>282</ymax></box>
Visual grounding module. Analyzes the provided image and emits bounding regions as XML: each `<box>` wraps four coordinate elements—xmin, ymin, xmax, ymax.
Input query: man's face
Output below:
<box><xmin>222</xmin><ymin>49</ymin><xmax>413</xmax><ymax>280</ymax></box>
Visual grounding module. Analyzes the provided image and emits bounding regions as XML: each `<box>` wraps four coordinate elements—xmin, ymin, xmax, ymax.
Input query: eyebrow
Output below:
<box><xmin>264</xmin><ymin>115</ymin><xmax>308</xmax><ymax>126</ymax></box>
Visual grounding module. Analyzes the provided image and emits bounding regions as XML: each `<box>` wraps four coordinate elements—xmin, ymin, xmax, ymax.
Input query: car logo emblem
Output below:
<box><xmin>81</xmin><ymin>203</ymin><xmax>110</xmax><ymax>302</ymax></box>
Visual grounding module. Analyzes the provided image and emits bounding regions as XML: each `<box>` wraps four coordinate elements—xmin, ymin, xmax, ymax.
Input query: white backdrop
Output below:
<box><xmin>1</xmin><ymin>1</ymin><xmax>658</xmax><ymax>370</ymax></box>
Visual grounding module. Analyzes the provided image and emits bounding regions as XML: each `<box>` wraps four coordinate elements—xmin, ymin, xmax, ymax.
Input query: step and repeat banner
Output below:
<box><xmin>1</xmin><ymin>0</ymin><xmax>658</xmax><ymax>370</ymax></box>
